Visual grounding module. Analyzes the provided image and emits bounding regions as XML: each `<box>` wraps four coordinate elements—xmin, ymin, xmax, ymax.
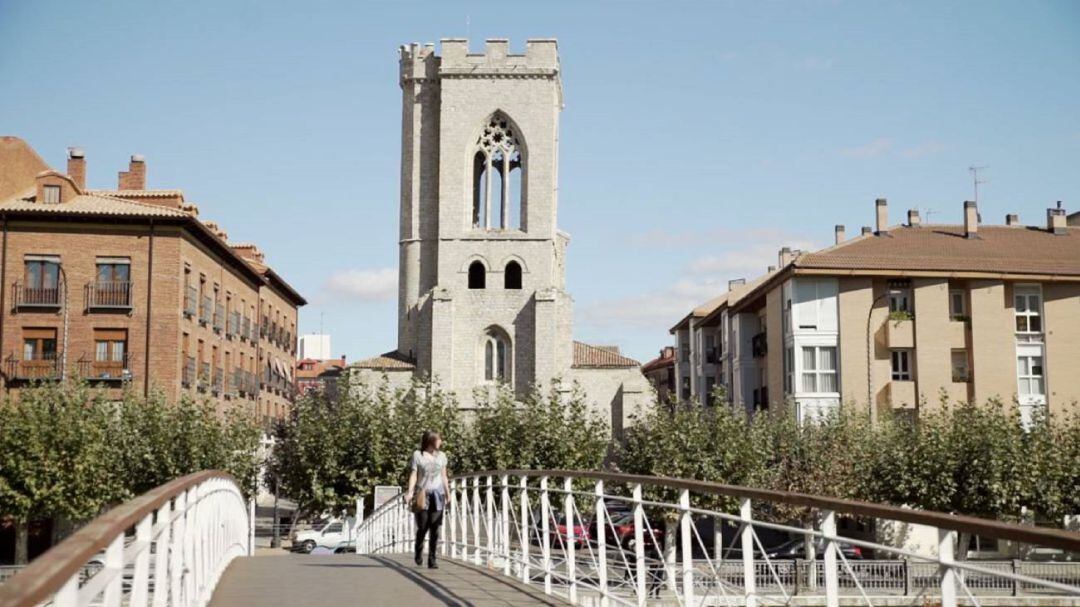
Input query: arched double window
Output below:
<box><xmin>468</xmin><ymin>261</ymin><xmax>486</xmax><ymax>289</ymax></box>
<box><xmin>472</xmin><ymin>113</ymin><xmax>523</xmax><ymax>230</ymax></box>
<box><xmin>504</xmin><ymin>260</ymin><xmax>522</xmax><ymax>290</ymax></box>
<box><xmin>482</xmin><ymin>329</ymin><xmax>510</xmax><ymax>383</ymax></box>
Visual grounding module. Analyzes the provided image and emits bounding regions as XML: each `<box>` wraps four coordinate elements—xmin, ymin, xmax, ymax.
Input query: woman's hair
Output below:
<box><xmin>420</xmin><ymin>430</ymin><xmax>441</xmax><ymax>452</ymax></box>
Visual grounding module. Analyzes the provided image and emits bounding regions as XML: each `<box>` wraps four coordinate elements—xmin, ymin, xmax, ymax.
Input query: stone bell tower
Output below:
<box><xmin>396</xmin><ymin>39</ymin><xmax>573</xmax><ymax>402</ymax></box>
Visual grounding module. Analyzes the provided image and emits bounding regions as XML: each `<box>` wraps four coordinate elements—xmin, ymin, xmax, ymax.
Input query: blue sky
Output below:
<box><xmin>2</xmin><ymin>1</ymin><xmax>1078</xmax><ymax>363</ymax></box>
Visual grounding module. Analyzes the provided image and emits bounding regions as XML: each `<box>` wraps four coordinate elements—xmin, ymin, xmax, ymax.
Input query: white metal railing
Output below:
<box><xmin>355</xmin><ymin>470</ymin><xmax>1080</xmax><ymax>607</ymax></box>
<box><xmin>0</xmin><ymin>471</ymin><xmax>253</xmax><ymax>607</ymax></box>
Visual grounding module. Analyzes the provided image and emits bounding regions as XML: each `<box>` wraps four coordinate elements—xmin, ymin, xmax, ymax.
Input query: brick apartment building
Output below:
<box><xmin>0</xmin><ymin>137</ymin><xmax>304</xmax><ymax>425</ymax></box>
<box><xmin>673</xmin><ymin>198</ymin><xmax>1080</xmax><ymax>426</ymax></box>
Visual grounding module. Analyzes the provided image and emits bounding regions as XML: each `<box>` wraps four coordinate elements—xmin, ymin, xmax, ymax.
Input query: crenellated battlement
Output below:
<box><xmin>438</xmin><ymin>38</ymin><xmax>559</xmax><ymax>77</ymax></box>
<box><xmin>398</xmin><ymin>42</ymin><xmax>440</xmax><ymax>85</ymax></box>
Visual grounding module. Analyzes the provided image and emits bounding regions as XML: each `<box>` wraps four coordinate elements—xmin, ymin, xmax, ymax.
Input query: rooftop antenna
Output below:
<box><xmin>968</xmin><ymin>165</ymin><xmax>988</xmax><ymax>204</ymax></box>
<box><xmin>923</xmin><ymin>207</ymin><xmax>938</xmax><ymax>223</ymax></box>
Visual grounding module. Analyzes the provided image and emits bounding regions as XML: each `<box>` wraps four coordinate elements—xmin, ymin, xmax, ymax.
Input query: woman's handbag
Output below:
<box><xmin>411</xmin><ymin>489</ymin><xmax>427</xmax><ymax>513</ymax></box>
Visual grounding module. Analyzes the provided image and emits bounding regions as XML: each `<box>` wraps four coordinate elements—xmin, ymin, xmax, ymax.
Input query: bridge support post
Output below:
<box><xmin>822</xmin><ymin>509</ymin><xmax>839</xmax><ymax>607</ymax></box>
<box><xmin>473</xmin><ymin>476</ymin><xmax>482</xmax><ymax>565</ymax></box>
<box><xmin>540</xmin><ymin>476</ymin><xmax>552</xmax><ymax>595</ymax></box>
<box><xmin>564</xmin><ymin>477</ymin><xmax>577</xmax><ymax>604</ymax></box>
<box><xmin>633</xmin><ymin>483</ymin><xmax>645</xmax><ymax>606</ymax></box>
<box><xmin>680</xmin><ymin>489</ymin><xmax>694</xmax><ymax>606</ymax></box>
<box><xmin>152</xmin><ymin>499</ymin><xmax>171</xmax><ymax>606</ymax></box>
<box><xmin>939</xmin><ymin>528</ymin><xmax>958</xmax><ymax>607</ymax></box>
<box><xmin>449</xmin><ymin>479</ymin><xmax>457</xmax><ymax>558</ymax></box>
<box><xmin>486</xmin><ymin>476</ymin><xmax>495</xmax><ymax>568</ymax></box>
<box><xmin>501</xmin><ymin>474</ymin><xmax>511</xmax><ymax>576</ymax></box>
<box><xmin>520</xmin><ymin>476</ymin><xmax>530</xmax><ymax>584</ymax></box>
<box><xmin>740</xmin><ymin>497</ymin><xmax>756</xmax><ymax>607</ymax></box>
<box><xmin>130</xmin><ymin>512</ymin><xmax>152</xmax><ymax>604</ymax></box>
<box><xmin>248</xmin><ymin>498</ymin><xmax>255</xmax><ymax>556</ymax></box>
<box><xmin>595</xmin><ymin>479</ymin><xmax>608</xmax><ymax>607</ymax></box>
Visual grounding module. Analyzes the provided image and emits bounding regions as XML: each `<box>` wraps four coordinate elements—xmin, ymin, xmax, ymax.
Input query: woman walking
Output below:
<box><xmin>405</xmin><ymin>430</ymin><xmax>450</xmax><ymax>568</ymax></box>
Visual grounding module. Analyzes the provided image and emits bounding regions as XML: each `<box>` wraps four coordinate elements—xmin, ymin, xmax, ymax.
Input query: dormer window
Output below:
<box><xmin>43</xmin><ymin>185</ymin><xmax>61</xmax><ymax>204</ymax></box>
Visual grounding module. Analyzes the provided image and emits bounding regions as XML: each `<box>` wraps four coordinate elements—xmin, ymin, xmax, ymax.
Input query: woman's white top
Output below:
<box><xmin>411</xmin><ymin>450</ymin><xmax>448</xmax><ymax>493</ymax></box>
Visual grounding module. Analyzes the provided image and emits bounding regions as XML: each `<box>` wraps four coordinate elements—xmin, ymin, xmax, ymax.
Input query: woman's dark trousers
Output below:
<box><xmin>414</xmin><ymin>497</ymin><xmax>443</xmax><ymax>565</ymax></box>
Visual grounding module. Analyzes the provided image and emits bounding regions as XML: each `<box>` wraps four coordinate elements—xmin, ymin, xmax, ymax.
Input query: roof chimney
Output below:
<box><xmin>907</xmin><ymin>209</ymin><xmax>921</xmax><ymax>227</ymax></box>
<box><xmin>767</xmin><ymin>265</ymin><xmax>777</xmax><ymax>273</ymax></box>
<box><xmin>66</xmin><ymin>148</ymin><xmax>86</xmax><ymax>192</ymax></box>
<box><xmin>728</xmin><ymin>278</ymin><xmax>746</xmax><ymax>291</ymax></box>
<box><xmin>1047</xmin><ymin>202</ymin><xmax>1067</xmax><ymax>235</ymax></box>
<box><xmin>963</xmin><ymin>201</ymin><xmax>979</xmax><ymax>239</ymax></box>
<box><xmin>834</xmin><ymin>224</ymin><xmax>845</xmax><ymax>245</ymax></box>
<box><xmin>778</xmin><ymin>246</ymin><xmax>795</xmax><ymax>267</ymax></box>
<box><xmin>875</xmin><ymin>198</ymin><xmax>888</xmax><ymax>235</ymax></box>
<box><xmin>118</xmin><ymin>154</ymin><xmax>146</xmax><ymax>190</ymax></box>
<box><xmin>861</xmin><ymin>226</ymin><xmax>872</xmax><ymax>236</ymax></box>
<box><xmin>1006</xmin><ymin>213</ymin><xmax>1020</xmax><ymax>226</ymax></box>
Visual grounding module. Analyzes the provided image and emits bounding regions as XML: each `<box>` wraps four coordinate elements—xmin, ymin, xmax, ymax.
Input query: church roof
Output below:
<box><xmin>572</xmin><ymin>341</ymin><xmax>639</xmax><ymax>369</ymax></box>
<box><xmin>351</xmin><ymin>350</ymin><xmax>416</xmax><ymax>371</ymax></box>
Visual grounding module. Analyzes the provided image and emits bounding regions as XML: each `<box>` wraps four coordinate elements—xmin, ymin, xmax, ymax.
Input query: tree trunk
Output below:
<box><xmin>14</xmin><ymin>520</ymin><xmax>29</xmax><ymax>565</ymax></box>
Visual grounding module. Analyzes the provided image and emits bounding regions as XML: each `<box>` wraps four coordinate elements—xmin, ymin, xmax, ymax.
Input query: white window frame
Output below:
<box><xmin>1014</xmin><ymin>284</ymin><xmax>1043</xmax><ymax>339</ymax></box>
<box><xmin>950</xmin><ymin>349</ymin><xmax>970</xmax><ymax>383</ymax></box>
<box><xmin>42</xmin><ymin>185</ymin><xmax>61</xmax><ymax>204</ymax></box>
<box><xmin>888</xmin><ymin>289</ymin><xmax>913</xmax><ymax>314</ymax></box>
<box><xmin>1016</xmin><ymin>353</ymin><xmax>1045</xmax><ymax>398</ymax></box>
<box><xmin>799</xmin><ymin>345</ymin><xmax>838</xmax><ymax>395</ymax></box>
<box><xmin>891</xmin><ymin>349</ymin><xmax>913</xmax><ymax>381</ymax></box>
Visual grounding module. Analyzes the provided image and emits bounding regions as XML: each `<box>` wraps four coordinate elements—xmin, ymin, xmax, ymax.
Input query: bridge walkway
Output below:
<box><xmin>208</xmin><ymin>554</ymin><xmax>565</xmax><ymax>607</ymax></box>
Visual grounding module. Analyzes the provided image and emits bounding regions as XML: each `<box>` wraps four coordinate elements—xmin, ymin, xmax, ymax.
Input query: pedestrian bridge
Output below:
<box><xmin>2</xmin><ymin>470</ymin><xmax>1079</xmax><ymax>607</ymax></box>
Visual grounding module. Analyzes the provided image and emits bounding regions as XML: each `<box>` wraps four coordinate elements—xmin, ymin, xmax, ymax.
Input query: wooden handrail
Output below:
<box><xmin>453</xmin><ymin>469</ymin><xmax>1080</xmax><ymax>553</ymax></box>
<box><xmin>0</xmin><ymin>470</ymin><xmax>237</xmax><ymax>607</ymax></box>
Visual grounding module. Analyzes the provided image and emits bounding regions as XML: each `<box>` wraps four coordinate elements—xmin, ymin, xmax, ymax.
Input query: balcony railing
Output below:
<box><xmin>85</xmin><ymin>281</ymin><xmax>133</xmax><ymax>310</ymax></box>
<box><xmin>76</xmin><ymin>354</ymin><xmax>133</xmax><ymax>381</ymax></box>
<box><xmin>228</xmin><ymin>311</ymin><xmax>240</xmax><ymax>337</ymax></box>
<box><xmin>184</xmin><ymin>286</ymin><xmax>197</xmax><ymax>318</ymax></box>
<box><xmin>182</xmin><ymin>356</ymin><xmax>196</xmax><ymax>387</ymax></box>
<box><xmin>246</xmin><ymin>370</ymin><xmax>258</xmax><ymax>397</ymax></box>
<box><xmin>212</xmin><ymin>368</ymin><xmax>223</xmax><ymax>395</ymax></box>
<box><xmin>198</xmin><ymin>362</ymin><xmax>210</xmax><ymax>392</ymax></box>
<box><xmin>5</xmin><ymin>353</ymin><xmax>61</xmax><ymax>381</ymax></box>
<box><xmin>199</xmin><ymin>296</ymin><xmax>212</xmax><ymax>325</ymax></box>
<box><xmin>241</xmin><ymin>317</ymin><xmax>251</xmax><ymax>342</ymax></box>
<box><xmin>12</xmin><ymin>283</ymin><xmax>60</xmax><ymax>309</ymax></box>
<box><xmin>751</xmin><ymin>332</ymin><xmax>768</xmax><ymax>358</ymax></box>
<box><xmin>232</xmin><ymin>368</ymin><xmax>243</xmax><ymax>396</ymax></box>
<box><xmin>213</xmin><ymin>304</ymin><xmax>225</xmax><ymax>333</ymax></box>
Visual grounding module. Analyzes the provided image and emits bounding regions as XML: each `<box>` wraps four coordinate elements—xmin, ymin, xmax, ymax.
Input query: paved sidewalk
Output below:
<box><xmin>209</xmin><ymin>553</ymin><xmax>565</xmax><ymax>606</ymax></box>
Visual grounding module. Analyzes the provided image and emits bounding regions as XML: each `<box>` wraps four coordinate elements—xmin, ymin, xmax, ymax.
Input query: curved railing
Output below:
<box><xmin>356</xmin><ymin>469</ymin><xmax>1080</xmax><ymax>607</ymax></box>
<box><xmin>0</xmin><ymin>471</ymin><xmax>252</xmax><ymax>607</ymax></box>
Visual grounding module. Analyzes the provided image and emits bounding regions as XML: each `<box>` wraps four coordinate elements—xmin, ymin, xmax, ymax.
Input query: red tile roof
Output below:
<box><xmin>352</xmin><ymin>351</ymin><xmax>416</xmax><ymax>371</ymax></box>
<box><xmin>572</xmin><ymin>341</ymin><xmax>639</xmax><ymax>368</ymax></box>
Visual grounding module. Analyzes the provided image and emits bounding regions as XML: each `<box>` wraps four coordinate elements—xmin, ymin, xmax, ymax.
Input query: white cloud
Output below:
<box><xmin>898</xmin><ymin>140</ymin><xmax>946</xmax><ymax>159</ymax></box>
<box><xmin>580</xmin><ymin>231</ymin><xmax>820</xmax><ymax>332</ymax></box>
<box><xmin>842</xmin><ymin>137</ymin><xmax>893</xmax><ymax>158</ymax></box>
<box><xmin>322</xmin><ymin>268</ymin><xmax>397</xmax><ymax>302</ymax></box>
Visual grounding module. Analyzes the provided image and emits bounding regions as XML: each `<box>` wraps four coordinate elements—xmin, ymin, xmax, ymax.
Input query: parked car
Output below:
<box><xmin>529</xmin><ymin>510</ymin><xmax>590</xmax><ymax>548</ymax></box>
<box><xmin>591</xmin><ymin>512</ymin><xmax>666</xmax><ymax>550</ymax></box>
<box><xmin>291</xmin><ymin>518</ymin><xmax>351</xmax><ymax>554</ymax></box>
<box><xmin>764</xmin><ymin>537</ymin><xmax>864</xmax><ymax>560</ymax></box>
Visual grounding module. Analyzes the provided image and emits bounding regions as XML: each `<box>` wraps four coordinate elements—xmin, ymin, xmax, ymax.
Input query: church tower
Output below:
<box><xmin>397</xmin><ymin>39</ymin><xmax>573</xmax><ymax>400</ymax></box>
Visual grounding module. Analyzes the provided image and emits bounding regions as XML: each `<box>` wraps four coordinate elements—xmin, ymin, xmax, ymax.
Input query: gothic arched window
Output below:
<box><xmin>472</xmin><ymin>113</ymin><xmax>523</xmax><ymax>231</ymax></box>
<box><xmin>468</xmin><ymin>261</ymin><xmax>486</xmax><ymax>289</ymax></box>
<box><xmin>482</xmin><ymin>329</ymin><xmax>510</xmax><ymax>383</ymax></box>
<box><xmin>504</xmin><ymin>260</ymin><xmax>522</xmax><ymax>290</ymax></box>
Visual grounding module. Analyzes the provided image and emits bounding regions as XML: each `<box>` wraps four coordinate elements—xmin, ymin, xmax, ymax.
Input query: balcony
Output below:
<box><xmin>241</xmin><ymin>317</ymin><xmax>251</xmax><ymax>342</ymax></box>
<box><xmin>233</xmin><ymin>368</ymin><xmax>244</xmax><ymax>396</ymax></box>
<box><xmin>705</xmin><ymin>348</ymin><xmax>720</xmax><ymax>364</ymax></box>
<box><xmin>198</xmin><ymin>362</ymin><xmax>210</xmax><ymax>392</ymax></box>
<box><xmin>86</xmin><ymin>281</ymin><xmax>133</xmax><ymax>310</ymax></box>
<box><xmin>182</xmin><ymin>356</ymin><xmax>196</xmax><ymax>388</ymax></box>
<box><xmin>885</xmin><ymin>317</ymin><xmax>915</xmax><ymax>349</ymax></box>
<box><xmin>751</xmin><ymin>332</ymin><xmax>768</xmax><ymax>358</ymax></box>
<box><xmin>13</xmin><ymin>283</ymin><xmax>60</xmax><ymax>309</ymax></box>
<box><xmin>184</xmin><ymin>286</ymin><xmax>197</xmax><ymax>318</ymax></box>
<box><xmin>199</xmin><ymin>296</ymin><xmax>212</xmax><ymax>325</ymax></box>
<box><xmin>887</xmin><ymin>380</ymin><xmax>917</xmax><ymax>409</ymax></box>
<box><xmin>77</xmin><ymin>354</ymin><xmax>133</xmax><ymax>381</ymax></box>
<box><xmin>212</xmin><ymin>368</ymin><xmax>223</xmax><ymax>395</ymax></box>
<box><xmin>213</xmin><ymin>304</ymin><xmax>225</xmax><ymax>333</ymax></box>
<box><xmin>5</xmin><ymin>353</ymin><xmax>61</xmax><ymax>381</ymax></box>
<box><xmin>228</xmin><ymin>311</ymin><xmax>240</xmax><ymax>338</ymax></box>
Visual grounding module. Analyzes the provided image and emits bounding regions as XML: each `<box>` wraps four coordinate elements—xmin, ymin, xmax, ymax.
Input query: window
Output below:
<box><xmin>42</xmin><ymin>185</ymin><xmax>61</xmax><ymax>204</ymax></box>
<box><xmin>1017</xmin><ymin>355</ymin><xmax>1045</xmax><ymax>396</ymax></box>
<box><xmin>949</xmin><ymin>289</ymin><xmax>966</xmax><ymax>320</ymax></box>
<box><xmin>472</xmin><ymin>113</ymin><xmax>523</xmax><ymax>230</ymax></box>
<box><xmin>482</xmin><ymin>330</ymin><xmax>510</xmax><ymax>383</ymax></box>
<box><xmin>951</xmin><ymin>349</ymin><xmax>970</xmax><ymax>382</ymax></box>
<box><xmin>468</xmin><ymin>261</ymin><xmax>486</xmax><ymax>289</ymax></box>
<box><xmin>504</xmin><ymin>260</ymin><xmax>522</xmax><ymax>289</ymax></box>
<box><xmin>784</xmin><ymin>346</ymin><xmax>794</xmax><ymax>394</ymax></box>
<box><xmin>24</xmin><ymin>257</ymin><xmax>60</xmax><ymax>290</ymax></box>
<box><xmin>888</xmin><ymin>289</ymin><xmax>913</xmax><ymax>314</ymax></box>
<box><xmin>94</xmin><ymin>329</ymin><xmax>127</xmax><ymax>363</ymax></box>
<box><xmin>891</xmin><ymin>350</ymin><xmax>912</xmax><ymax>381</ymax></box>
<box><xmin>96</xmin><ymin>258</ymin><xmax>130</xmax><ymax>284</ymax></box>
<box><xmin>1014</xmin><ymin>286</ymin><xmax>1042</xmax><ymax>335</ymax></box>
<box><xmin>23</xmin><ymin>328</ymin><xmax>57</xmax><ymax>360</ymax></box>
<box><xmin>800</xmin><ymin>346</ymin><xmax>838</xmax><ymax>393</ymax></box>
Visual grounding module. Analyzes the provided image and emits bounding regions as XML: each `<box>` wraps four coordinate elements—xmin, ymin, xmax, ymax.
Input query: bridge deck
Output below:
<box><xmin>209</xmin><ymin>554</ymin><xmax>565</xmax><ymax>607</ymax></box>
